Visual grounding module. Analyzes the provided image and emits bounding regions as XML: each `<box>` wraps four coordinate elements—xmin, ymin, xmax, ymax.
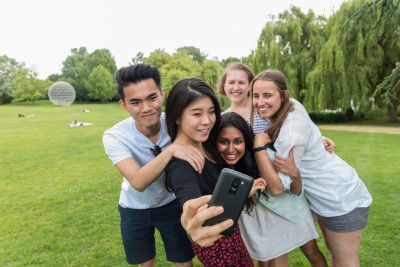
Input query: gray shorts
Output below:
<box><xmin>322</xmin><ymin>206</ymin><xmax>370</xmax><ymax>232</ymax></box>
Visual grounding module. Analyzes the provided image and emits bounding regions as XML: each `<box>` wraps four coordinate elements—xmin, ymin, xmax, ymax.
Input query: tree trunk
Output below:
<box><xmin>345</xmin><ymin>107</ymin><xmax>355</xmax><ymax>122</ymax></box>
<box><xmin>387</xmin><ymin>99</ymin><xmax>399</xmax><ymax>123</ymax></box>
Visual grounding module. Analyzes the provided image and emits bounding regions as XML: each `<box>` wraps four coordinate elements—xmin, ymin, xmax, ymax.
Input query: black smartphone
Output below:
<box><xmin>203</xmin><ymin>168</ymin><xmax>253</xmax><ymax>236</ymax></box>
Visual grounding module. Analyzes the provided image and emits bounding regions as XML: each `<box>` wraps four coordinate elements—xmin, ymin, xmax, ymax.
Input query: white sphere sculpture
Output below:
<box><xmin>48</xmin><ymin>81</ymin><xmax>76</xmax><ymax>106</ymax></box>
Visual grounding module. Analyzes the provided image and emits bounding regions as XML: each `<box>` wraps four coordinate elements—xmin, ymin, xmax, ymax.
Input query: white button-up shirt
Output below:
<box><xmin>273</xmin><ymin>99</ymin><xmax>372</xmax><ymax>217</ymax></box>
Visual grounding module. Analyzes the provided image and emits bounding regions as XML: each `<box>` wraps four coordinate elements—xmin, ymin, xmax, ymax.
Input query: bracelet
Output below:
<box><xmin>253</xmin><ymin>145</ymin><xmax>268</xmax><ymax>153</ymax></box>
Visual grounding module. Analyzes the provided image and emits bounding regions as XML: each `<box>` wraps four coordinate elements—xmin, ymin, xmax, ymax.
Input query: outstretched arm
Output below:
<box><xmin>181</xmin><ymin>195</ymin><xmax>233</xmax><ymax>247</ymax></box>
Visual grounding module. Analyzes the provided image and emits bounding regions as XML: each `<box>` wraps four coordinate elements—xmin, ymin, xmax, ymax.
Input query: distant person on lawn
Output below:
<box><xmin>69</xmin><ymin>119</ymin><xmax>93</xmax><ymax>127</ymax></box>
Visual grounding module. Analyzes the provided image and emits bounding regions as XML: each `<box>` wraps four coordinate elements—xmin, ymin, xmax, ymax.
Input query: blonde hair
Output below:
<box><xmin>217</xmin><ymin>62</ymin><xmax>254</xmax><ymax>96</ymax></box>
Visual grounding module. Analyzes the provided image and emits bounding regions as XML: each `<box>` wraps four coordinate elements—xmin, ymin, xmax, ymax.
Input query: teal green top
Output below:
<box><xmin>257</xmin><ymin>148</ymin><xmax>307</xmax><ymax>224</ymax></box>
<box><xmin>257</xmin><ymin>188</ymin><xmax>307</xmax><ymax>224</ymax></box>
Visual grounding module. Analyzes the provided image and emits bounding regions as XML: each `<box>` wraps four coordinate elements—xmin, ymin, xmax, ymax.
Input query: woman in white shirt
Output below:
<box><xmin>251</xmin><ymin>69</ymin><xmax>372</xmax><ymax>267</ymax></box>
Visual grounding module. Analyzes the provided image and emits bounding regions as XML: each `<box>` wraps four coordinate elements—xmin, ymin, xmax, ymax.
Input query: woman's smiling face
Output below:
<box><xmin>252</xmin><ymin>80</ymin><xmax>285</xmax><ymax>120</ymax></box>
<box><xmin>177</xmin><ymin>96</ymin><xmax>216</xmax><ymax>144</ymax></box>
<box><xmin>217</xmin><ymin>126</ymin><xmax>245</xmax><ymax>166</ymax></box>
<box><xmin>224</xmin><ymin>69</ymin><xmax>250</xmax><ymax>105</ymax></box>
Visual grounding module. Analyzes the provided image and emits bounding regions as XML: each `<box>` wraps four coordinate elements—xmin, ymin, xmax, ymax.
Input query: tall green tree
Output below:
<box><xmin>11</xmin><ymin>69</ymin><xmax>51</xmax><ymax>103</ymax></box>
<box><xmin>159</xmin><ymin>51</ymin><xmax>201</xmax><ymax>96</ymax></box>
<box><xmin>348</xmin><ymin>0</ymin><xmax>400</xmax><ymax>122</ymax></box>
<box><xmin>131</xmin><ymin>52</ymin><xmax>144</xmax><ymax>65</ymax></box>
<box><xmin>221</xmin><ymin>57</ymin><xmax>242</xmax><ymax>67</ymax></box>
<box><xmin>61</xmin><ymin>47</ymin><xmax>117</xmax><ymax>101</ymax></box>
<box><xmin>249</xmin><ymin>7</ymin><xmax>327</xmax><ymax>102</ymax></box>
<box><xmin>143</xmin><ymin>49</ymin><xmax>223</xmax><ymax>98</ymax></box>
<box><xmin>84</xmin><ymin>49</ymin><xmax>117</xmax><ymax>77</ymax></box>
<box><xmin>375</xmin><ymin>63</ymin><xmax>400</xmax><ymax>122</ymax></box>
<box><xmin>198</xmin><ymin>59</ymin><xmax>226</xmax><ymax>108</ymax></box>
<box><xmin>0</xmin><ymin>55</ymin><xmax>25</xmax><ymax>104</ymax></box>
<box><xmin>307</xmin><ymin>0</ymin><xmax>400</xmax><ymax>122</ymax></box>
<box><xmin>198</xmin><ymin>59</ymin><xmax>223</xmax><ymax>90</ymax></box>
<box><xmin>176</xmin><ymin>46</ymin><xmax>207</xmax><ymax>64</ymax></box>
<box><xmin>145</xmin><ymin>49</ymin><xmax>172</xmax><ymax>68</ymax></box>
<box><xmin>83</xmin><ymin>49</ymin><xmax>117</xmax><ymax>101</ymax></box>
<box><xmin>306</xmin><ymin>38</ymin><xmax>347</xmax><ymax>111</ymax></box>
<box><xmin>85</xmin><ymin>65</ymin><xmax>115</xmax><ymax>103</ymax></box>
<box><xmin>47</xmin><ymin>73</ymin><xmax>61</xmax><ymax>82</ymax></box>
<box><xmin>61</xmin><ymin>47</ymin><xmax>88</xmax><ymax>101</ymax></box>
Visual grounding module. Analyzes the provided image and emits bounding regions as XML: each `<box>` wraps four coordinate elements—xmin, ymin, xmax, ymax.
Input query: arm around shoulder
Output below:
<box><xmin>115</xmin><ymin>147</ymin><xmax>175</xmax><ymax>192</ymax></box>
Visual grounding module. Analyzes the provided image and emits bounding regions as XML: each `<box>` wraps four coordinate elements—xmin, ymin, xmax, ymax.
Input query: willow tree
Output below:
<box><xmin>307</xmin><ymin>0</ymin><xmax>400</xmax><ymax>121</ymax></box>
<box><xmin>375</xmin><ymin>63</ymin><xmax>400</xmax><ymax>122</ymax></box>
<box><xmin>249</xmin><ymin>6</ymin><xmax>328</xmax><ymax>102</ymax></box>
<box><xmin>349</xmin><ymin>0</ymin><xmax>400</xmax><ymax>122</ymax></box>
<box><xmin>305</xmin><ymin>28</ymin><xmax>347</xmax><ymax>111</ymax></box>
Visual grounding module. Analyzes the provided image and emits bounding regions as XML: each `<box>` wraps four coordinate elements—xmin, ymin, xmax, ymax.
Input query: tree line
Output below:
<box><xmin>0</xmin><ymin>0</ymin><xmax>399</xmax><ymax>122</ymax></box>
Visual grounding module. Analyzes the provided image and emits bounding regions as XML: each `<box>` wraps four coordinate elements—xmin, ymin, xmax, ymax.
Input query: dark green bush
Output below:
<box><xmin>355</xmin><ymin>108</ymin><xmax>385</xmax><ymax>121</ymax></box>
<box><xmin>308</xmin><ymin>112</ymin><xmax>345</xmax><ymax>123</ymax></box>
<box><xmin>309</xmin><ymin>107</ymin><xmax>386</xmax><ymax>123</ymax></box>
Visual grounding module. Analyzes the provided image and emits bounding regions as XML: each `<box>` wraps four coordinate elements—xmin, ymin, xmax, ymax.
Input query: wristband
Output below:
<box><xmin>253</xmin><ymin>145</ymin><xmax>268</xmax><ymax>153</ymax></box>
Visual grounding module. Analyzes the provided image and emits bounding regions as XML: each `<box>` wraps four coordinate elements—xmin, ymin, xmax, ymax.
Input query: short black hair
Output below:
<box><xmin>115</xmin><ymin>64</ymin><xmax>161</xmax><ymax>100</ymax></box>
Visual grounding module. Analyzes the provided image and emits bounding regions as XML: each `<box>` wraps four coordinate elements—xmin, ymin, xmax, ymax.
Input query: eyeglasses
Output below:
<box><xmin>150</xmin><ymin>145</ymin><xmax>162</xmax><ymax>157</ymax></box>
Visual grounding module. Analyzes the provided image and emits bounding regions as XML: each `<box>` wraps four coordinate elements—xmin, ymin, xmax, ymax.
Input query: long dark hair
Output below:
<box><xmin>165</xmin><ymin>77</ymin><xmax>221</xmax><ymax>161</ymax></box>
<box><xmin>216</xmin><ymin>112</ymin><xmax>258</xmax><ymax>213</ymax></box>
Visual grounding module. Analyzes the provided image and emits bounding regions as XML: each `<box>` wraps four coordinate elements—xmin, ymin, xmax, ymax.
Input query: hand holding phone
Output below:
<box><xmin>203</xmin><ymin>168</ymin><xmax>253</xmax><ymax>236</ymax></box>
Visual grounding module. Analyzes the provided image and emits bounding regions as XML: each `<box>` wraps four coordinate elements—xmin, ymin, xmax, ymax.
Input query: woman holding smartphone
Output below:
<box><xmin>164</xmin><ymin>77</ymin><xmax>265</xmax><ymax>267</ymax></box>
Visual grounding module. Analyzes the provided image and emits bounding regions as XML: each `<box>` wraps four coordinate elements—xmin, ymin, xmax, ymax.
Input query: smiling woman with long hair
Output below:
<box><xmin>164</xmin><ymin>77</ymin><xmax>262</xmax><ymax>267</ymax></box>
<box><xmin>250</xmin><ymin>69</ymin><xmax>372</xmax><ymax>267</ymax></box>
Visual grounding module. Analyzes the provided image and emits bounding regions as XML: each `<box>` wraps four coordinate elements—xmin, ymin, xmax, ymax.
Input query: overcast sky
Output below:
<box><xmin>1</xmin><ymin>0</ymin><xmax>345</xmax><ymax>79</ymax></box>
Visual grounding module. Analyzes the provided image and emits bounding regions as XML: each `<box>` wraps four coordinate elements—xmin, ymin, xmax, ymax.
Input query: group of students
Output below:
<box><xmin>103</xmin><ymin>63</ymin><xmax>372</xmax><ymax>267</ymax></box>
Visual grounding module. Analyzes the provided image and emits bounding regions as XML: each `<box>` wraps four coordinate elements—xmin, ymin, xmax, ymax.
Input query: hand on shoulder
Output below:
<box><xmin>168</xmin><ymin>143</ymin><xmax>205</xmax><ymax>173</ymax></box>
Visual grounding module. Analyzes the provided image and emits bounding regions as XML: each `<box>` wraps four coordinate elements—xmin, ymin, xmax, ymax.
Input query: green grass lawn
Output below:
<box><xmin>1</xmin><ymin>101</ymin><xmax>399</xmax><ymax>266</ymax></box>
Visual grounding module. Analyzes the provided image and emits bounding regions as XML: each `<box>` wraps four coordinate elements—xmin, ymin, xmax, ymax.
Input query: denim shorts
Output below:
<box><xmin>119</xmin><ymin>199</ymin><xmax>194</xmax><ymax>264</ymax></box>
<box><xmin>322</xmin><ymin>206</ymin><xmax>370</xmax><ymax>232</ymax></box>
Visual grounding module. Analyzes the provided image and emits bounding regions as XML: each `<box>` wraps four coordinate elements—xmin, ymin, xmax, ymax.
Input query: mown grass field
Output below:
<box><xmin>1</xmin><ymin>101</ymin><xmax>399</xmax><ymax>266</ymax></box>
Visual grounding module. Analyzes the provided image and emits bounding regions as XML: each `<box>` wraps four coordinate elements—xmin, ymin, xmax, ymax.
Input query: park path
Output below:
<box><xmin>318</xmin><ymin>125</ymin><xmax>400</xmax><ymax>135</ymax></box>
